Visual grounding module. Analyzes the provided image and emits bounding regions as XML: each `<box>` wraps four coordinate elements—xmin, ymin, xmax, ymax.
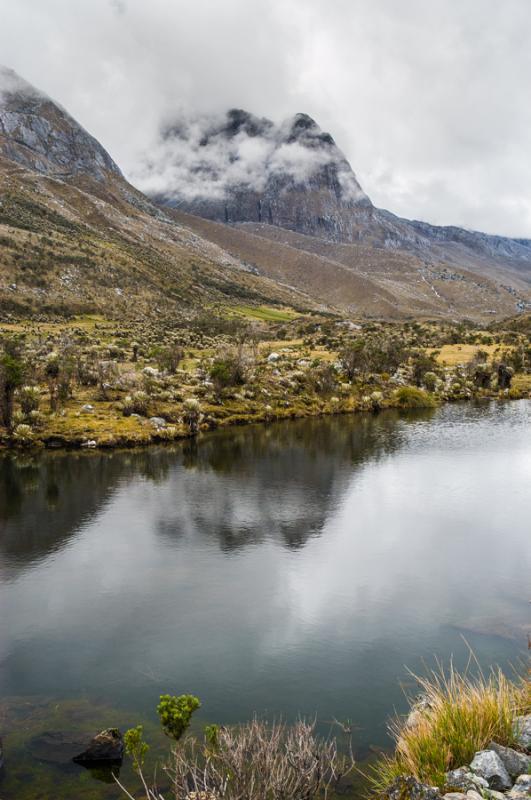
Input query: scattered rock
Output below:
<box><xmin>513</xmin><ymin>717</ymin><xmax>531</xmax><ymax>752</ymax></box>
<box><xmin>489</xmin><ymin>742</ymin><xmax>531</xmax><ymax>778</ymax></box>
<box><xmin>506</xmin><ymin>774</ymin><xmax>531</xmax><ymax>800</ymax></box>
<box><xmin>465</xmin><ymin>790</ymin><xmax>483</xmax><ymax>800</ymax></box>
<box><xmin>81</xmin><ymin>404</ymin><xmax>94</xmax><ymax>412</ymax></box>
<box><xmin>443</xmin><ymin>793</ymin><xmax>466</xmax><ymax>800</ymax></box>
<box><xmin>73</xmin><ymin>728</ymin><xmax>124</xmax><ymax>764</ymax></box>
<box><xmin>469</xmin><ymin>750</ymin><xmax>512</xmax><ymax>791</ymax></box>
<box><xmin>382</xmin><ymin>776</ymin><xmax>442</xmax><ymax>800</ymax></box>
<box><xmin>446</xmin><ymin>767</ymin><xmax>489</xmax><ymax>791</ymax></box>
<box><xmin>267</xmin><ymin>352</ymin><xmax>280</xmax><ymax>363</ymax></box>
<box><xmin>149</xmin><ymin>416</ymin><xmax>167</xmax><ymax>428</ymax></box>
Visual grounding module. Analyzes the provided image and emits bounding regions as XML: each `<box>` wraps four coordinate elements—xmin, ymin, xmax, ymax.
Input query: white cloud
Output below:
<box><xmin>0</xmin><ymin>0</ymin><xmax>530</xmax><ymax>235</ymax></box>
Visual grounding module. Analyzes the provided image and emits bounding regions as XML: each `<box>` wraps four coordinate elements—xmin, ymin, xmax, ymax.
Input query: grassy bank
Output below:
<box><xmin>1</xmin><ymin>311</ymin><xmax>530</xmax><ymax>450</ymax></box>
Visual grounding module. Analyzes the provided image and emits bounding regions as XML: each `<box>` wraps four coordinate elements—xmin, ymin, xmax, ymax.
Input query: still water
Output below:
<box><xmin>0</xmin><ymin>402</ymin><xmax>530</xmax><ymax>798</ymax></box>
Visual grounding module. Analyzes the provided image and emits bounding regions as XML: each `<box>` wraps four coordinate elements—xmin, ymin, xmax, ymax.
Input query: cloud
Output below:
<box><xmin>131</xmin><ymin>109</ymin><xmax>366</xmax><ymax>203</ymax></box>
<box><xmin>0</xmin><ymin>0</ymin><xmax>530</xmax><ymax>235</ymax></box>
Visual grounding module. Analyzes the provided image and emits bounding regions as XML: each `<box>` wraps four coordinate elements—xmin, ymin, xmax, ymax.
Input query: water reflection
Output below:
<box><xmin>0</xmin><ymin>402</ymin><xmax>529</xmax><ymax>800</ymax></box>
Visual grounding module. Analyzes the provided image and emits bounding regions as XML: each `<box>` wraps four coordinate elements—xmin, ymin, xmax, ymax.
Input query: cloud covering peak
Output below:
<box><xmin>132</xmin><ymin>108</ymin><xmax>368</xmax><ymax>206</ymax></box>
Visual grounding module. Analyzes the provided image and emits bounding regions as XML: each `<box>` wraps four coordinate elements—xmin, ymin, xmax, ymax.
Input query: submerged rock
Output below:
<box><xmin>489</xmin><ymin>742</ymin><xmax>531</xmax><ymax>778</ymax></box>
<box><xmin>382</xmin><ymin>776</ymin><xmax>442</xmax><ymax>800</ymax></box>
<box><xmin>513</xmin><ymin>716</ymin><xmax>531</xmax><ymax>752</ymax></box>
<box><xmin>73</xmin><ymin>728</ymin><xmax>124</xmax><ymax>764</ymax></box>
<box><xmin>469</xmin><ymin>750</ymin><xmax>512</xmax><ymax>791</ymax></box>
<box><xmin>28</xmin><ymin>731</ymin><xmax>90</xmax><ymax>764</ymax></box>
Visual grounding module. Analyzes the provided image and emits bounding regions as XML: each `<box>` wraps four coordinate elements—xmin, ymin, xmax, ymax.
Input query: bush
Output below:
<box><xmin>394</xmin><ymin>386</ymin><xmax>436</xmax><ymax>409</ymax></box>
<box><xmin>157</xmin><ymin>694</ymin><xmax>201</xmax><ymax>741</ymax></box>
<box><xmin>120</xmin><ymin>715</ymin><xmax>354</xmax><ymax>800</ymax></box>
<box><xmin>122</xmin><ymin>390</ymin><xmax>149</xmax><ymax>416</ymax></box>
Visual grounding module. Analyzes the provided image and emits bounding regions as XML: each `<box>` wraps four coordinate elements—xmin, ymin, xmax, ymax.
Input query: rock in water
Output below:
<box><xmin>489</xmin><ymin>742</ymin><xmax>531</xmax><ymax>778</ymax></box>
<box><xmin>469</xmin><ymin>750</ymin><xmax>512</xmax><ymax>791</ymax></box>
<box><xmin>513</xmin><ymin>716</ymin><xmax>531</xmax><ymax>752</ymax></box>
<box><xmin>73</xmin><ymin>728</ymin><xmax>124</xmax><ymax>764</ymax></box>
<box><xmin>28</xmin><ymin>731</ymin><xmax>90</xmax><ymax>764</ymax></box>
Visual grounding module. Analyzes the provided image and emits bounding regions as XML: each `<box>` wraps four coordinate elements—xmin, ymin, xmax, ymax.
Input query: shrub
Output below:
<box><xmin>118</xmin><ymin>716</ymin><xmax>354</xmax><ymax>800</ymax></box>
<box><xmin>394</xmin><ymin>386</ymin><xmax>436</xmax><ymax>409</ymax></box>
<box><xmin>122</xmin><ymin>390</ymin><xmax>149</xmax><ymax>416</ymax></box>
<box><xmin>157</xmin><ymin>694</ymin><xmax>201</xmax><ymax>742</ymax></box>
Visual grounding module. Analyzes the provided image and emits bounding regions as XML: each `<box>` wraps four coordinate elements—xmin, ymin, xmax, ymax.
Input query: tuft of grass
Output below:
<box><xmin>369</xmin><ymin>661</ymin><xmax>530</xmax><ymax>792</ymax></box>
<box><xmin>394</xmin><ymin>386</ymin><xmax>436</xmax><ymax>409</ymax></box>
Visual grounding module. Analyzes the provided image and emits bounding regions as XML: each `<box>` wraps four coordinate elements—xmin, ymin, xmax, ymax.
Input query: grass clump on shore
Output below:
<box><xmin>370</xmin><ymin>662</ymin><xmax>530</xmax><ymax>792</ymax></box>
<box><xmin>394</xmin><ymin>386</ymin><xmax>436</xmax><ymax>409</ymax></box>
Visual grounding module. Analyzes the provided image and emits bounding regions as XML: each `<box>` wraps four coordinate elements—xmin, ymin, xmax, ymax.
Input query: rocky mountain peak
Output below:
<box><xmin>0</xmin><ymin>65</ymin><xmax>121</xmax><ymax>181</ymax></box>
<box><xmin>138</xmin><ymin>107</ymin><xmax>371</xmax><ymax>238</ymax></box>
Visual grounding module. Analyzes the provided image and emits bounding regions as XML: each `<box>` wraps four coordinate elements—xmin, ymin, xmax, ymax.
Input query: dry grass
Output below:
<box><xmin>431</xmin><ymin>344</ymin><xmax>500</xmax><ymax>366</ymax></box>
<box><xmin>369</xmin><ymin>660</ymin><xmax>530</xmax><ymax>792</ymax></box>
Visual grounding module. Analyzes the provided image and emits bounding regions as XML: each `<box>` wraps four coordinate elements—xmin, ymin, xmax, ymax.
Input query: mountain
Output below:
<box><xmin>141</xmin><ymin>107</ymin><xmax>531</xmax><ymax>317</ymax></box>
<box><xmin>0</xmin><ymin>66</ymin><xmax>121</xmax><ymax>181</ymax></box>
<box><xmin>0</xmin><ymin>68</ymin><xmax>530</xmax><ymax>322</ymax></box>
<box><xmin>0</xmin><ymin>69</ymin><xmax>316</xmax><ymax>322</ymax></box>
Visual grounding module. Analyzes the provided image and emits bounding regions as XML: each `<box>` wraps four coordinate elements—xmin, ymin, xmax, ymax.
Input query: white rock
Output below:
<box><xmin>470</xmin><ymin>750</ymin><xmax>512</xmax><ymax>791</ymax></box>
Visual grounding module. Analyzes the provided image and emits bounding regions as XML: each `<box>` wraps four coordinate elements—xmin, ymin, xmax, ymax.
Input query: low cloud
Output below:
<box><xmin>132</xmin><ymin>110</ymin><xmax>367</xmax><ymax>204</ymax></box>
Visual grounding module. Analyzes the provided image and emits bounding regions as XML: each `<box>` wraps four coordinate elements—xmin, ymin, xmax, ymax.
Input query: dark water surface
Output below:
<box><xmin>0</xmin><ymin>402</ymin><xmax>530</xmax><ymax>798</ymax></box>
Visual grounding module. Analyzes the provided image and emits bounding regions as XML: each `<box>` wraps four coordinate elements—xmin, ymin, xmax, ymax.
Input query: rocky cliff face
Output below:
<box><xmin>0</xmin><ymin>66</ymin><xmax>121</xmax><ymax>181</ymax></box>
<box><xmin>142</xmin><ymin>108</ymin><xmax>373</xmax><ymax>241</ymax></box>
<box><xmin>146</xmin><ymin>106</ymin><xmax>531</xmax><ymax>275</ymax></box>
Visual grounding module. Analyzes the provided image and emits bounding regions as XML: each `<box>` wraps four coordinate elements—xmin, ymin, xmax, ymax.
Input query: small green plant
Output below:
<box><xmin>204</xmin><ymin>723</ymin><xmax>220</xmax><ymax>748</ymax></box>
<box><xmin>157</xmin><ymin>693</ymin><xmax>201</xmax><ymax>741</ymax></box>
<box><xmin>124</xmin><ymin>725</ymin><xmax>149</xmax><ymax>772</ymax></box>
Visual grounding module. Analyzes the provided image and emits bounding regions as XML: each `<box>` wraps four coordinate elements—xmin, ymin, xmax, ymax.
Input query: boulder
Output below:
<box><xmin>489</xmin><ymin>742</ymin><xmax>531</xmax><ymax>778</ymax></box>
<box><xmin>442</xmin><ymin>794</ymin><xmax>466</xmax><ymax>800</ymax></box>
<box><xmin>513</xmin><ymin>717</ymin><xmax>531</xmax><ymax>752</ymax></box>
<box><xmin>382</xmin><ymin>776</ymin><xmax>442</xmax><ymax>800</ymax></box>
<box><xmin>469</xmin><ymin>750</ymin><xmax>512</xmax><ymax>791</ymax></box>
<box><xmin>73</xmin><ymin>728</ymin><xmax>124</xmax><ymax>764</ymax></box>
<box><xmin>506</xmin><ymin>775</ymin><xmax>531</xmax><ymax>800</ymax></box>
<box><xmin>445</xmin><ymin>767</ymin><xmax>489</xmax><ymax>791</ymax></box>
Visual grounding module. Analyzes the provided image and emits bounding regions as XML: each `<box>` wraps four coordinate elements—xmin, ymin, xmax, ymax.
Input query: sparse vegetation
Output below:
<box><xmin>0</xmin><ymin>313</ymin><xmax>529</xmax><ymax>449</ymax></box>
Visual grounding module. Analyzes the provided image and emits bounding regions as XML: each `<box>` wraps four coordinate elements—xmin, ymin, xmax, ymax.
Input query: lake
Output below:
<box><xmin>0</xmin><ymin>401</ymin><xmax>530</xmax><ymax>798</ymax></box>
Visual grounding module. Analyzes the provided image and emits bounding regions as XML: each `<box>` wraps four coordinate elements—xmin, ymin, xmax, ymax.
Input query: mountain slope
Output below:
<box><xmin>0</xmin><ymin>69</ymin><xmax>321</xmax><ymax>321</ymax></box>
<box><xmin>141</xmin><ymin>107</ymin><xmax>531</xmax><ymax>317</ymax></box>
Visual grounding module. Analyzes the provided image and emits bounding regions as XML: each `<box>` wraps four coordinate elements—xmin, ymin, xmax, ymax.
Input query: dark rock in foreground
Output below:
<box><xmin>73</xmin><ymin>728</ymin><xmax>124</xmax><ymax>764</ymax></box>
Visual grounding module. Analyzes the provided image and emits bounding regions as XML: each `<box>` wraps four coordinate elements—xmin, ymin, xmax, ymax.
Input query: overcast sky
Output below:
<box><xmin>1</xmin><ymin>0</ymin><xmax>530</xmax><ymax>237</ymax></box>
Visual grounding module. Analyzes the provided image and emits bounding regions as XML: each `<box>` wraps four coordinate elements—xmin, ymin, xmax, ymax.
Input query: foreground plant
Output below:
<box><xmin>118</xmin><ymin>700</ymin><xmax>354</xmax><ymax>800</ymax></box>
<box><xmin>369</xmin><ymin>661</ymin><xmax>530</xmax><ymax>791</ymax></box>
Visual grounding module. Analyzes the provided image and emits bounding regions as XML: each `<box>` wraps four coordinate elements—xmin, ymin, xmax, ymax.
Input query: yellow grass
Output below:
<box><xmin>369</xmin><ymin>660</ymin><xmax>530</xmax><ymax>792</ymax></box>
<box><xmin>430</xmin><ymin>344</ymin><xmax>500</xmax><ymax>366</ymax></box>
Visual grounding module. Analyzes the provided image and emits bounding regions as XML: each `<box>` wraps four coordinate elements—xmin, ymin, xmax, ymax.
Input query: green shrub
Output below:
<box><xmin>157</xmin><ymin>693</ymin><xmax>201</xmax><ymax>741</ymax></box>
<box><xmin>394</xmin><ymin>386</ymin><xmax>436</xmax><ymax>409</ymax></box>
